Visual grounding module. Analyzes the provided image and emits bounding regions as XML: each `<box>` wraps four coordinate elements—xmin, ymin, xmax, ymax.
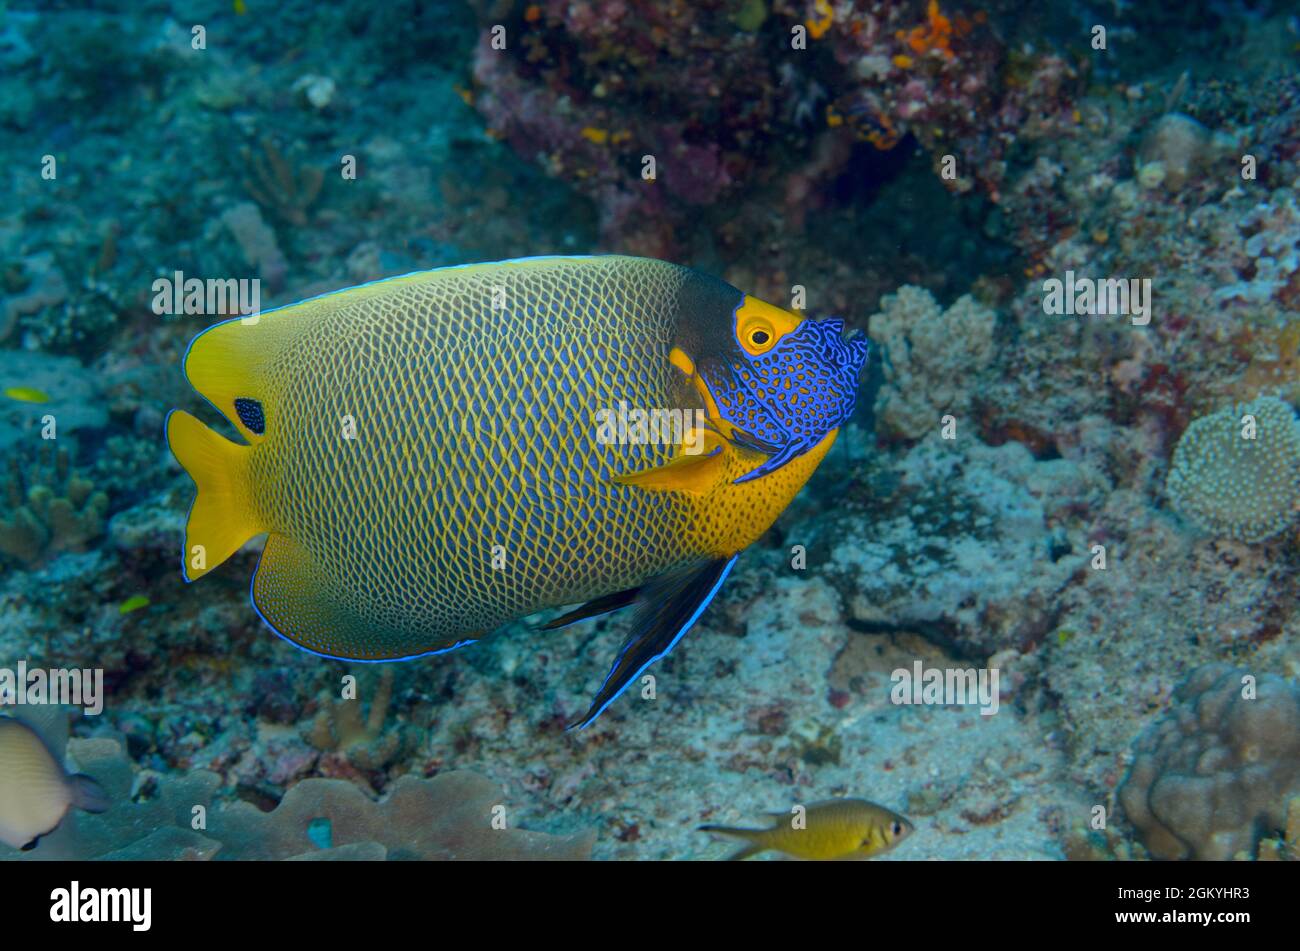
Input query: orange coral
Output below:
<box><xmin>853</xmin><ymin>109</ymin><xmax>900</xmax><ymax>150</ymax></box>
<box><xmin>897</xmin><ymin>0</ymin><xmax>967</xmax><ymax>60</ymax></box>
<box><xmin>806</xmin><ymin>0</ymin><xmax>833</xmax><ymax>40</ymax></box>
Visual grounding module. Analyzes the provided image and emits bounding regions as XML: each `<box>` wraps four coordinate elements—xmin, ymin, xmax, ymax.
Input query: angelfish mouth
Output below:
<box><xmin>816</xmin><ymin>319</ymin><xmax>869</xmax><ymax>372</ymax></box>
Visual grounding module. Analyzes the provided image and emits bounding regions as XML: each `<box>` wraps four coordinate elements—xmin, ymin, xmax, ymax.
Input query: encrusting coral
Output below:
<box><xmin>1165</xmin><ymin>396</ymin><xmax>1300</xmax><ymax>543</ymax></box>
<box><xmin>868</xmin><ymin>286</ymin><xmax>997</xmax><ymax>440</ymax></box>
<box><xmin>2</xmin><ymin>710</ymin><xmax>593</xmax><ymax>862</ymax></box>
<box><xmin>1118</xmin><ymin>664</ymin><xmax>1300</xmax><ymax>860</ymax></box>
<box><xmin>205</xmin><ymin>772</ymin><xmax>595</xmax><ymax>860</ymax></box>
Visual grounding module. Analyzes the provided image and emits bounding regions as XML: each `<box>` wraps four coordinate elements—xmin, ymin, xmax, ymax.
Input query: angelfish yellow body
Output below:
<box><xmin>166</xmin><ymin>255</ymin><xmax>867</xmax><ymax>727</ymax></box>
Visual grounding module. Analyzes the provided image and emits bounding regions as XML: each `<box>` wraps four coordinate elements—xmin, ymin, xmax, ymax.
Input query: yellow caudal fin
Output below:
<box><xmin>166</xmin><ymin>410</ymin><xmax>261</xmax><ymax>581</ymax></box>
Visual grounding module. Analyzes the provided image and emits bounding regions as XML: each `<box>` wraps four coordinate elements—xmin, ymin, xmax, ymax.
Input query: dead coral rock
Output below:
<box><xmin>219</xmin><ymin>201</ymin><xmax>288</xmax><ymax>292</ymax></box>
<box><xmin>208</xmin><ymin>772</ymin><xmax>595</xmax><ymax>861</ymax></box>
<box><xmin>0</xmin><ymin>252</ymin><xmax>68</xmax><ymax>344</ymax></box>
<box><xmin>1118</xmin><ymin>663</ymin><xmax>1300</xmax><ymax>860</ymax></box>
<box><xmin>1136</xmin><ymin>113</ymin><xmax>1234</xmax><ymax>192</ymax></box>
<box><xmin>0</xmin><ymin>349</ymin><xmax>107</xmax><ymax>452</ymax></box>
<box><xmin>814</xmin><ymin>434</ymin><xmax>1096</xmax><ymax>656</ymax></box>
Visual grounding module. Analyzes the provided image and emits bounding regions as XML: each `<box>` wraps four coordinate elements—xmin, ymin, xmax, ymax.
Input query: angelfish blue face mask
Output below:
<box><xmin>700</xmin><ymin>317</ymin><xmax>870</xmax><ymax>483</ymax></box>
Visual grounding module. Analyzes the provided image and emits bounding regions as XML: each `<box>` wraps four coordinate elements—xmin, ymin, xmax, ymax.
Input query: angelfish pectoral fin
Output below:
<box><xmin>569</xmin><ymin>555</ymin><xmax>739</xmax><ymax>730</ymax></box>
<box><xmin>611</xmin><ymin>433</ymin><xmax>727</xmax><ymax>496</ymax></box>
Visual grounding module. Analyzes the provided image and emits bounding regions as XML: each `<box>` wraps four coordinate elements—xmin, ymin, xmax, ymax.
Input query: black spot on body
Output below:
<box><xmin>235</xmin><ymin>397</ymin><xmax>266</xmax><ymax>434</ymax></box>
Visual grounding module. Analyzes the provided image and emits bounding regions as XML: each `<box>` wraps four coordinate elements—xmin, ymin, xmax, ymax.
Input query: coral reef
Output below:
<box><xmin>868</xmin><ymin>286</ymin><xmax>997</xmax><ymax>440</ymax></box>
<box><xmin>812</xmin><ymin>431</ymin><xmax>1097</xmax><ymax>658</ymax></box>
<box><xmin>240</xmin><ymin>139</ymin><xmax>325</xmax><ymax>228</ymax></box>
<box><xmin>1166</xmin><ymin>396</ymin><xmax>1300</xmax><ymax>543</ymax></box>
<box><xmin>1</xmin><ymin>0</ymin><xmax>1298</xmax><ymax>865</ymax></box>
<box><xmin>468</xmin><ymin>0</ymin><xmax>1078</xmax><ymax>254</ymax></box>
<box><xmin>0</xmin><ymin>444</ymin><xmax>108</xmax><ymax>566</ymax></box>
<box><xmin>1118</xmin><ymin>664</ymin><xmax>1300</xmax><ymax>860</ymax></box>
<box><xmin>2</xmin><ymin>724</ymin><xmax>592</xmax><ymax>862</ymax></box>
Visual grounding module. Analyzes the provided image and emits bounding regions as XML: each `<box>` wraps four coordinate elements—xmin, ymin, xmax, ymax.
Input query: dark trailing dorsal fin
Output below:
<box><xmin>569</xmin><ymin>555</ymin><xmax>738</xmax><ymax>730</ymax></box>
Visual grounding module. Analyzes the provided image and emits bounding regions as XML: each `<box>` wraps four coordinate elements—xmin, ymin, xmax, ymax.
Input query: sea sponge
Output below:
<box><xmin>1118</xmin><ymin>664</ymin><xmax>1300</xmax><ymax>860</ymax></box>
<box><xmin>868</xmin><ymin>286</ymin><xmax>997</xmax><ymax>439</ymax></box>
<box><xmin>1165</xmin><ymin>396</ymin><xmax>1300</xmax><ymax>542</ymax></box>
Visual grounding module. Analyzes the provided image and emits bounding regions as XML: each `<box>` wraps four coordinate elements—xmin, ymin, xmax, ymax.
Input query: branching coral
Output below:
<box><xmin>241</xmin><ymin>138</ymin><xmax>324</xmax><ymax>227</ymax></box>
<box><xmin>868</xmin><ymin>285</ymin><xmax>997</xmax><ymax>439</ymax></box>
<box><xmin>1118</xmin><ymin>663</ymin><xmax>1300</xmax><ymax>860</ymax></box>
<box><xmin>1165</xmin><ymin>396</ymin><xmax>1300</xmax><ymax>543</ymax></box>
<box><xmin>306</xmin><ymin>667</ymin><xmax>415</xmax><ymax>775</ymax></box>
<box><xmin>0</xmin><ymin>444</ymin><xmax>108</xmax><ymax>566</ymax></box>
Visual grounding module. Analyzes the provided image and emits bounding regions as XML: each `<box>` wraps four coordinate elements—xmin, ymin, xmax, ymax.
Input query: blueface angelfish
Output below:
<box><xmin>166</xmin><ymin>256</ymin><xmax>869</xmax><ymax>728</ymax></box>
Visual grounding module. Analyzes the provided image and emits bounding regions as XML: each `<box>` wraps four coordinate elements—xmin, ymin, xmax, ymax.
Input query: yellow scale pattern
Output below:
<box><xmin>236</xmin><ymin>258</ymin><xmax>699</xmax><ymax>657</ymax></box>
<box><xmin>186</xmin><ymin>256</ymin><xmax>832</xmax><ymax>661</ymax></box>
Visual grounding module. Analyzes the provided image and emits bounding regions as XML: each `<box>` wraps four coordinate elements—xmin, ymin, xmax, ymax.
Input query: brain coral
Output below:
<box><xmin>1165</xmin><ymin>396</ymin><xmax>1300</xmax><ymax>543</ymax></box>
<box><xmin>1118</xmin><ymin>664</ymin><xmax>1300</xmax><ymax>860</ymax></box>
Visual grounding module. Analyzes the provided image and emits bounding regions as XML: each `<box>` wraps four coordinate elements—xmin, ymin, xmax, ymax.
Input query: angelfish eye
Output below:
<box><xmin>742</xmin><ymin>320</ymin><xmax>777</xmax><ymax>355</ymax></box>
<box><xmin>890</xmin><ymin>821</ymin><xmax>902</xmax><ymax>837</ymax></box>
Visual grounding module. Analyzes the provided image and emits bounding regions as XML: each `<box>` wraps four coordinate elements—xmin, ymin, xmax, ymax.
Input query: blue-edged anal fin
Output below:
<box><xmin>569</xmin><ymin>555</ymin><xmax>738</xmax><ymax>730</ymax></box>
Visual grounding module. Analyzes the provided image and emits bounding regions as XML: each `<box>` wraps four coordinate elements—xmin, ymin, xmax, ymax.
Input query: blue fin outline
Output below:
<box><xmin>569</xmin><ymin>554</ymin><xmax>739</xmax><ymax>730</ymax></box>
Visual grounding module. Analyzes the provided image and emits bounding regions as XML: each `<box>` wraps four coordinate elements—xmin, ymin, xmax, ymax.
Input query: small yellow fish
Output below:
<box><xmin>0</xmin><ymin>714</ymin><xmax>109</xmax><ymax>851</ymax></box>
<box><xmin>3</xmin><ymin>386</ymin><xmax>49</xmax><ymax>403</ymax></box>
<box><xmin>700</xmin><ymin>798</ymin><xmax>914</xmax><ymax>861</ymax></box>
<box><xmin>119</xmin><ymin>595</ymin><xmax>151</xmax><ymax>614</ymax></box>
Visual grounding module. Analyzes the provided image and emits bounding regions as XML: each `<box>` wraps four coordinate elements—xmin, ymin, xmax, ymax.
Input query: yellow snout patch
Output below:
<box><xmin>735</xmin><ymin>295</ymin><xmax>803</xmax><ymax>356</ymax></box>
